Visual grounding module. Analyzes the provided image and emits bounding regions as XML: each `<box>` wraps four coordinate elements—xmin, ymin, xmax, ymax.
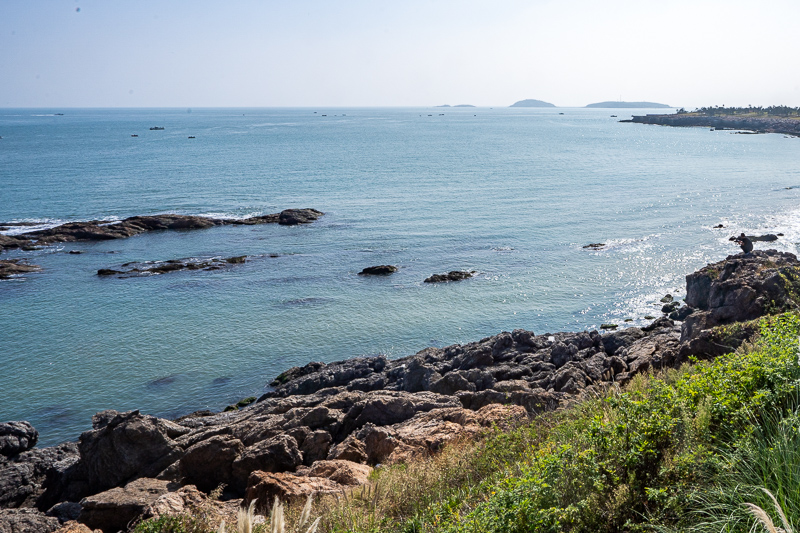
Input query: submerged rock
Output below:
<box><xmin>96</xmin><ymin>256</ymin><xmax>248</xmax><ymax>277</ymax></box>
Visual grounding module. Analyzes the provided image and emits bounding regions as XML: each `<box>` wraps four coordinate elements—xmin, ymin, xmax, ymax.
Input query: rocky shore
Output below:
<box><xmin>0</xmin><ymin>209</ymin><xmax>324</xmax><ymax>255</ymax></box>
<box><xmin>2</xmin><ymin>250</ymin><xmax>800</xmax><ymax>532</ymax></box>
<box><xmin>622</xmin><ymin>113</ymin><xmax>800</xmax><ymax>136</ymax></box>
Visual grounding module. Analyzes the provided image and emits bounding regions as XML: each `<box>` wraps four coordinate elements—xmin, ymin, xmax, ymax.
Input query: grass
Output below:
<box><xmin>320</xmin><ymin>312</ymin><xmax>800</xmax><ymax>533</ymax></box>
<box><xmin>134</xmin><ymin>312</ymin><xmax>800</xmax><ymax>533</ymax></box>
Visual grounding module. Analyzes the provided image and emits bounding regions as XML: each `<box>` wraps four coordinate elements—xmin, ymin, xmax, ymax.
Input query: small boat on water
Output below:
<box><xmin>149</xmin><ymin>126</ymin><xmax>165</xmax><ymax>130</ymax></box>
<box><xmin>131</xmin><ymin>134</ymin><xmax>138</xmax><ymax>137</ymax></box>
<box><xmin>188</xmin><ymin>136</ymin><xmax>195</xmax><ymax>139</ymax></box>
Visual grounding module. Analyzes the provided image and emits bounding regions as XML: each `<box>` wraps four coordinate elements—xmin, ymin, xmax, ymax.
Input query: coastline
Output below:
<box><xmin>623</xmin><ymin>113</ymin><xmax>800</xmax><ymax>136</ymax></box>
<box><xmin>3</xmin><ymin>249</ymin><xmax>800</xmax><ymax>531</ymax></box>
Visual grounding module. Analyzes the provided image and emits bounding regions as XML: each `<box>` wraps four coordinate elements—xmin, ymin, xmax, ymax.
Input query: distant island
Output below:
<box><xmin>435</xmin><ymin>104</ymin><xmax>476</xmax><ymax>108</ymax></box>
<box><xmin>586</xmin><ymin>101</ymin><xmax>671</xmax><ymax>108</ymax></box>
<box><xmin>510</xmin><ymin>99</ymin><xmax>556</xmax><ymax>108</ymax></box>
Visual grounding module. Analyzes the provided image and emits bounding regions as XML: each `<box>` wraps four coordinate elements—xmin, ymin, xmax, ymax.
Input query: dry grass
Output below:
<box><xmin>745</xmin><ymin>489</ymin><xmax>793</xmax><ymax>533</ymax></box>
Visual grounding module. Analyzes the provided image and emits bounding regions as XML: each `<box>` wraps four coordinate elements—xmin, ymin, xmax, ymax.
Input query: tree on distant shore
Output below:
<box><xmin>693</xmin><ymin>105</ymin><xmax>800</xmax><ymax>117</ymax></box>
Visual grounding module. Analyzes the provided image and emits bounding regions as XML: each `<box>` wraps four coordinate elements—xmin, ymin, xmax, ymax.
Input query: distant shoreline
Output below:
<box><xmin>623</xmin><ymin>113</ymin><xmax>800</xmax><ymax>137</ymax></box>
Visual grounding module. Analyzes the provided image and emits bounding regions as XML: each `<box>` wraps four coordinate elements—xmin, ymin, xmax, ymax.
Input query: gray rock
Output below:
<box><xmin>179</xmin><ymin>435</ymin><xmax>244</xmax><ymax>493</ymax></box>
<box><xmin>45</xmin><ymin>501</ymin><xmax>81</xmax><ymax>523</ymax></box>
<box><xmin>0</xmin><ymin>422</ymin><xmax>38</xmax><ymax>457</ymax></box>
<box><xmin>0</xmin><ymin>442</ymin><xmax>77</xmax><ymax>510</ymax></box>
<box><xmin>278</xmin><ymin>208</ymin><xmax>324</xmax><ymax>225</ymax></box>
<box><xmin>231</xmin><ymin>435</ymin><xmax>303</xmax><ymax>491</ymax></box>
<box><xmin>0</xmin><ymin>508</ymin><xmax>59</xmax><ymax>533</ymax></box>
<box><xmin>79</xmin><ymin>478</ymin><xmax>175</xmax><ymax>533</ymax></box>
<box><xmin>358</xmin><ymin>265</ymin><xmax>398</xmax><ymax>275</ymax></box>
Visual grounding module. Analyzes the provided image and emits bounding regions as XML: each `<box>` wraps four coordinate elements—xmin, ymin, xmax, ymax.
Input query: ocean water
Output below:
<box><xmin>2</xmin><ymin>107</ymin><xmax>799</xmax><ymax>446</ymax></box>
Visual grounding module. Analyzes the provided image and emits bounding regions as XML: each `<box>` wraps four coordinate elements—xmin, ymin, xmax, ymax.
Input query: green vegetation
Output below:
<box><xmin>134</xmin><ymin>313</ymin><xmax>800</xmax><ymax>533</ymax></box>
<box><xmin>321</xmin><ymin>312</ymin><xmax>800</xmax><ymax>533</ymax></box>
<box><xmin>677</xmin><ymin>105</ymin><xmax>800</xmax><ymax>117</ymax></box>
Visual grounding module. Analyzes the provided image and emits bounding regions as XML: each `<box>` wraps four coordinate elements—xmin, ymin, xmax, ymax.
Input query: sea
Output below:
<box><xmin>2</xmin><ymin>107</ymin><xmax>799</xmax><ymax>447</ymax></box>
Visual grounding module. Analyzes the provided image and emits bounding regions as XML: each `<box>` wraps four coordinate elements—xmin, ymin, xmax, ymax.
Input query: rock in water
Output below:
<box><xmin>277</xmin><ymin>208</ymin><xmax>324</xmax><ymax>225</ymax></box>
<box><xmin>424</xmin><ymin>271</ymin><xmax>475</xmax><ymax>283</ymax></box>
<box><xmin>0</xmin><ymin>260</ymin><xmax>41</xmax><ymax>280</ymax></box>
<box><xmin>358</xmin><ymin>265</ymin><xmax>398</xmax><ymax>275</ymax></box>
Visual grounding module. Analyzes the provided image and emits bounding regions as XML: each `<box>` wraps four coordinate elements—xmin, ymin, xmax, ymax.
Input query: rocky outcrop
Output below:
<box><xmin>679</xmin><ymin>250</ymin><xmax>800</xmax><ymax>357</ymax></box>
<box><xmin>0</xmin><ymin>209</ymin><xmax>323</xmax><ymax>253</ymax></box>
<box><xmin>0</xmin><ymin>235</ymin><xmax>34</xmax><ymax>253</ymax></box>
<box><xmin>4</xmin><ymin>250</ymin><xmax>797</xmax><ymax>532</ymax></box>
<box><xmin>42</xmin><ymin>411</ymin><xmax>185</xmax><ymax>506</ymax></box>
<box><xmin>626</xmin><ymin>114</ymin><xmax>800</xmax><ymax>136</ymax></box>
<box><xmin>97</xmin><ymin>256</ymin><xmax>248</xmax><ymax>277</ymax></box>
<box><xmin>0</xmin><ymin>260</ymin><xmax>41</xmax><ymax>280</ymax></box>
<box><xmin>424</xmin><ymin>271</ymin><xmax>476</xmax><ymax>283</ymax></box>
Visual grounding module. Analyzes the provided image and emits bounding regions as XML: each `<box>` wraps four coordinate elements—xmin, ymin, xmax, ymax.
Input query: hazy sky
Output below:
<box><xmin>3</xmin><ymin>0</ymin><xmax>799</xmax><ymax>108</ymax></box>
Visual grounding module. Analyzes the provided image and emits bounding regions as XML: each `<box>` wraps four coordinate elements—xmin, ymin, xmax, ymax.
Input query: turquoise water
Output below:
<box><xmin>2</xmin><ymin>107</ymin><xmax>799</xmax><ymax>446</ymax></box>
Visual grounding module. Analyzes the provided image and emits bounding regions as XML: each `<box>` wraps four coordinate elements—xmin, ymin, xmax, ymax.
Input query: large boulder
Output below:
<box><xmin>0</xmin><ymin>422</ymin><xmax>38</xmax><ymax>457</ymax></box>
<box><xmin>231</xmin><ymin>435</ymin><xmax>303</xmax><ymax>492</ymax></box>
<box><xmin>179</xmin><ymin>435</ymin><xmax>244</xmax><ymax>493</ymax></box>
<box><xmin>45</xmin><ymin>411</ymin><xmax>183</xmax><ymax>504</ymax></box>
<box><xmin>278</xmin><ymin>209</ymin><xmax>324</xmax><ymax>226</ymax></box>
<box><xmin>78</xmin><ymin>478</ymin><xmax>175</xmax><ymax>533</ymax></box>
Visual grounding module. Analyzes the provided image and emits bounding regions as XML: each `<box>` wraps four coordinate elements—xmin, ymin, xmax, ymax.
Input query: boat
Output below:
<box><xmin>149</xmin><ymin>127</ymin><xmax>165</xmax><ymax>130</ymax></box>
<box><xmin>131</xmin><ymin>134</ymin><xmax>138</xmax><ymax>137</ymax></box>
<box><xmin>188</xmin><ymin>136</ymin><xmax>195</xmax><ymax>139</ymax></box>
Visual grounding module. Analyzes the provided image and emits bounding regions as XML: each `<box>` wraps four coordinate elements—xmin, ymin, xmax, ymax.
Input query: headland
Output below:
<box><xmin>624</xmin><ymin>107</ymin><xmax>800</xmax><ymax>136</ymax></box>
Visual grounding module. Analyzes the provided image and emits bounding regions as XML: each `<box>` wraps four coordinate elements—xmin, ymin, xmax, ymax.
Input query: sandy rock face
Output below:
<box><xmin>307</xmin><ymin>460</ymin><xmax>372</xmax><ymax>486</ymax></box>
<box><xmin>244</xmin><ymin>471</ymin><xmax>342</xmax><ymax>507</ymax></box>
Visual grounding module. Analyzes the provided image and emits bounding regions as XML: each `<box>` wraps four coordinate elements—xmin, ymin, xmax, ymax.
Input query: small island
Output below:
<box><xmin>509</xmin><ymin>99</ymin><xmax>556</xmax><ymax>108</ymax></box>
<box><xmin>623</xmin><ymin>105</ymin><xmax>800</xmax><ymax>136</ymax></box>
<box><xmin>585</xmin><ymin>101</ymin><xmax>671</xmax><ymax>108</ymax></box>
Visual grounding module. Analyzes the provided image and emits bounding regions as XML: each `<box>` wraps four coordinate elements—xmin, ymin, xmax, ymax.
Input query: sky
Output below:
<box><xmin>2</xmin><ymin>0</ymin><xmax>800</xmax><ymax>108</ymax></box>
